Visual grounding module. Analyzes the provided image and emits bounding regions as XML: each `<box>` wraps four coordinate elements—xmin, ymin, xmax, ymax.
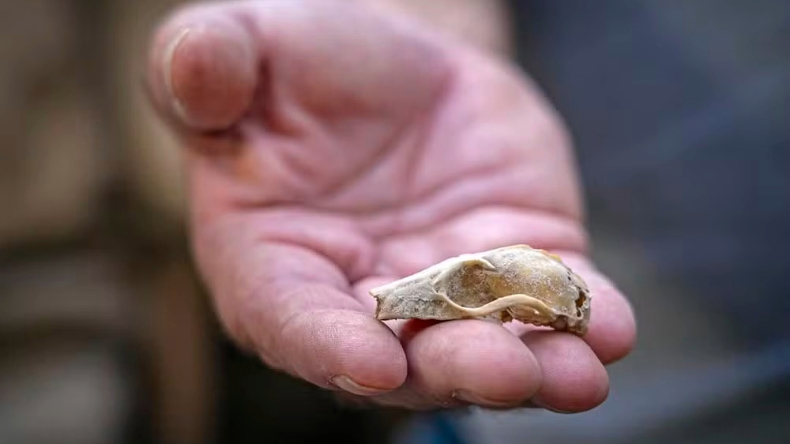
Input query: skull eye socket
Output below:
<box><xmin>575</xmin><ymin>290</ymin><xmax>587</xmax><ymax>317</ymax></box>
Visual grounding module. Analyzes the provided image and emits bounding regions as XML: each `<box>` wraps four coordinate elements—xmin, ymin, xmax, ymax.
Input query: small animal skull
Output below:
<box><xmin>369</xmin><ymin>244</ymin><xmax>591</xmax><ymax>335</ymax></box>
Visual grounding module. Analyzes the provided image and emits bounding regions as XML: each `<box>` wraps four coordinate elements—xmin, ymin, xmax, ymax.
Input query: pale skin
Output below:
<box><xmin>145</xmin><ymin>0</ymin><xmax>637</xmax><ymax>411</ymax></box>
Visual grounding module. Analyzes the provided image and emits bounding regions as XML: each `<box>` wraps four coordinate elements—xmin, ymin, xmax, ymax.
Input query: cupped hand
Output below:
<box><xmin>145</xmin><ymin>0</ymin><xmax>636</xmax><ymax>411</ymax></box>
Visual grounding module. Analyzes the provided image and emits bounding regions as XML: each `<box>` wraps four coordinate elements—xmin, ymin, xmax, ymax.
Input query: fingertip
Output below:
<box><xmin>524</xmin><ymin>332</ymin><xmax>609</xmax><ymax>413</ymax></box>
<box><xmin>279</xmin><ymin>310</ymin><xmax>407</xmax><ymax>395</ymax></box>
<box><xmin>407</xmin><ymin>320</ymin><xmax>541</xmax><ymax>407</ymax></box>
<box><xmin>168</xmin><ymin>24</ymin><xmax>257</xmax><ymax>129</ymax></box>
<box><xmin>586</xmin><ymin>286</ymin><xmax>638</xmax><ymax>364</ymax></box>
<box><xmin>554</xmin><ymin>253</ymin><xmax>638</xmax><ymax>365</ymax></box>
<box><xmin>147</xmin><ymin>7</ymin><xmax>257</xmax><ymax>132</ymax></box>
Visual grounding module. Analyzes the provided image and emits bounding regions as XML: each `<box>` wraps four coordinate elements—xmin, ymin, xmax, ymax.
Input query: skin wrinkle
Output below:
<box><xmin>269</xmin><ymin>307</ymin><xmax>340</xmax><ymax>382</ymax></box>
<box><xmin>220</xmin><ymin>159</ymin><xmax>579</xmax><ymax>281</ymax></box>
<box><xmin>385</xmin><ymin>205</ymin><xmax>588</xmax><ymax>253</ymax></box>
<box><xmin>248</xmin><ymin>130</ymin><xmax>328</xmax><ymax>199</ymax></box>
<box><xmin>359</xmin><ymin>66</ymin><xmax>458</xmax><ymax>235</ymax></box>
<box><xmin>201</xmin><ymin>200</ymin><xmax>379</xmax><ymax>282</ymax></box>
<box><xmin>435</xmin><ymin>207</ymin><xmax>589</xmax><ymax>252</ymax></box>
<box><xmin>388</xmin><ymin>59</ymin><xmax>458</xmax><ymax>209</ymax></box>
<box><xmin>348</xmin><ymin>78</ymin><xmax>577</xmax><ymax>236</ymax></box>
<box><xmin>349</xmin><ymin>85</ymin><xmax>522</xmax><ymax>232</ymax></box>
<box><xmin>204</xmin><ymin>218</ymin><xmax>338</xmax><ymax>298</ymax></box>
<box><xmin>375</xmin><ymin>212</ymin><xmax>586</xmax><ymax>277</ymax></box>
<box><xmin>241</xmin><ymin>13</ymin><xmax>324</xmax><ymax>145</ymax></box>
<box><xmin>239</xmin><ymin>96</ymin><xmax>429</xmax><ymax>205</ymax></box>
<box><xmin>219</xmin><ymin>139</ymin><xmax>543</xmax><ymax>248</ymax></box>
<box><xmin>223</xmin><ymin>175</ymin><xmax>581</xmax><ymax>287</ymax></box>
<box><xmin>448</xmin><ymin>50</ymin><xmax>583</xmax><ymax>220</ymax></box>
<box><xmin>235</xmin><ymin>247</ymin><xmax>359</xmax><ymax>366</ymax></box>
<box><xmin>257</xmin><ymin>216</ymin><xmax>377</xmax><ymax>282</ymax></box>
<box><xmin>239</xmin><ymin>102</ymin><xmax>332</xmax><ymax>198</ymax></box>
<box><xmin>313</xmin><ymin>62</ymin><xmax>452</xmax><ymax>210</ymax></box>
<box><xmin>283</xmin><ymin>36</ymin><xmax>453</xmax><ymax>208</ymax></box>
<box><xmin>360</xmin><ymin>162</ymin><xmax>555</xmax><ymax>237</ymax></box>
<box><xmin>365</xmin><ymin>162</ymin><xmax>516</xmax><ymax>233</ymax></box>
<box><xmin>316</xmin><ymin>117</ymin><xmax>413</xmax><ymax>206</ymax></box>
<box><xmin>301</xmin><ymin>147</ymin><xmax>512</xmax><ymax>228</ymax></box>
<box><xmin>274</xmin><ymin>307</ymin><xmax>407</xmax><ymax>390</ymax></box>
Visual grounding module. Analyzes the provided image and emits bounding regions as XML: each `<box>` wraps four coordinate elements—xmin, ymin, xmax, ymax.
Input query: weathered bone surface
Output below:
<box><xmin>369</xmin><ymin>244</ymin><xmax>591</xmax><ymax>335</ymax></box>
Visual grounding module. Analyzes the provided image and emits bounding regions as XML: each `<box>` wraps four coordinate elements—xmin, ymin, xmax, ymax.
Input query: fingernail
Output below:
<box><xmin>452</xmin><ymin>390</ymin><xmax>516</xmax><ymax>407</ymax></box>
<box><xmin>530</xmin><ymin>398</ymin><xmax>575</xmax><ymax>414</ymax></box>
<box><xmin>162</xmin><ymin>27</ymin><xmax>193</xmax><ymax>125</ymax></box>
<box><xmin>330</xmin><ymin>375</ymin><xmax>389</xmax><ymax>396</ymax></box>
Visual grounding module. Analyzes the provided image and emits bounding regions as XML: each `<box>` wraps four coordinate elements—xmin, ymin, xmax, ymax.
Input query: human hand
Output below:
<box><xmin>145</xmin><ymin>0</ymin><xmax>636</xmax><ymax>411</ymax></box>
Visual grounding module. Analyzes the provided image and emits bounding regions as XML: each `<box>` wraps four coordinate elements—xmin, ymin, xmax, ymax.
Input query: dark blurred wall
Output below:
<box><xmin>442</xmin><ymin>1</ymin><xmax>790</xmax><ymax>443</ymax></box>
<box><xmin>511</xmin><ymin>0</ymin><xmax>790</xmax><ymax>344</ymax></box>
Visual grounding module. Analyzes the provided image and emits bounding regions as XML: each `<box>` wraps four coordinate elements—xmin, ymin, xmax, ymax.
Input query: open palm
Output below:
<box><xmin>146</xmin><ymin>0</ymin><xmax>635</xmax><ymax>411</ymax></box>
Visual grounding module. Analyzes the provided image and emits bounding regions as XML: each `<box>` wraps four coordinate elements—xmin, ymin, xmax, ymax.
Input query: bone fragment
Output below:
<box><xmin>369</xmin><ymin>244</ymin><xmax>591</xmax><ymax>335</ymax></box>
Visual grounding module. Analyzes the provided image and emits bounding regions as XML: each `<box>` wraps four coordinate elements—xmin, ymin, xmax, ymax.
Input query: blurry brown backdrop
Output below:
<box><xmin>1</xmin><ymin>1</ymin><xmax>401</xmax><ymax>443</ymax></box>
<box><xmin>2</xmin><ymin>0</ymin><xmax>216</xmax><ymax>442</ymax></box>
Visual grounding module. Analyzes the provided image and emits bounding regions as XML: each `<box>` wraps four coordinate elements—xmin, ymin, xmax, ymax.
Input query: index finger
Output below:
<box><xmin>194</xmin><ymin>213</ymin><xmax>408</xmax><ymax>396</ymax></box>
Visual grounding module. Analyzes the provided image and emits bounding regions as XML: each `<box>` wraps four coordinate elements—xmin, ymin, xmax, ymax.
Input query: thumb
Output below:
<box><xmin>145</xmin><ymin>0</ymin><xmax>450</xmax><ymax>137</ymax></box>
<box><xmin>146</xmin><ymin>4</ymin><xmax>258</xmax><ymax>132</ymax></box>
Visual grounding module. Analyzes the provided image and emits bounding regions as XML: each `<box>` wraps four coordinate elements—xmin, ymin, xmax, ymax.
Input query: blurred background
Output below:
<box><xmin>1</xmin><ymin>0</ymin><xmax>788</xmax><ymax>443</ymax></box>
